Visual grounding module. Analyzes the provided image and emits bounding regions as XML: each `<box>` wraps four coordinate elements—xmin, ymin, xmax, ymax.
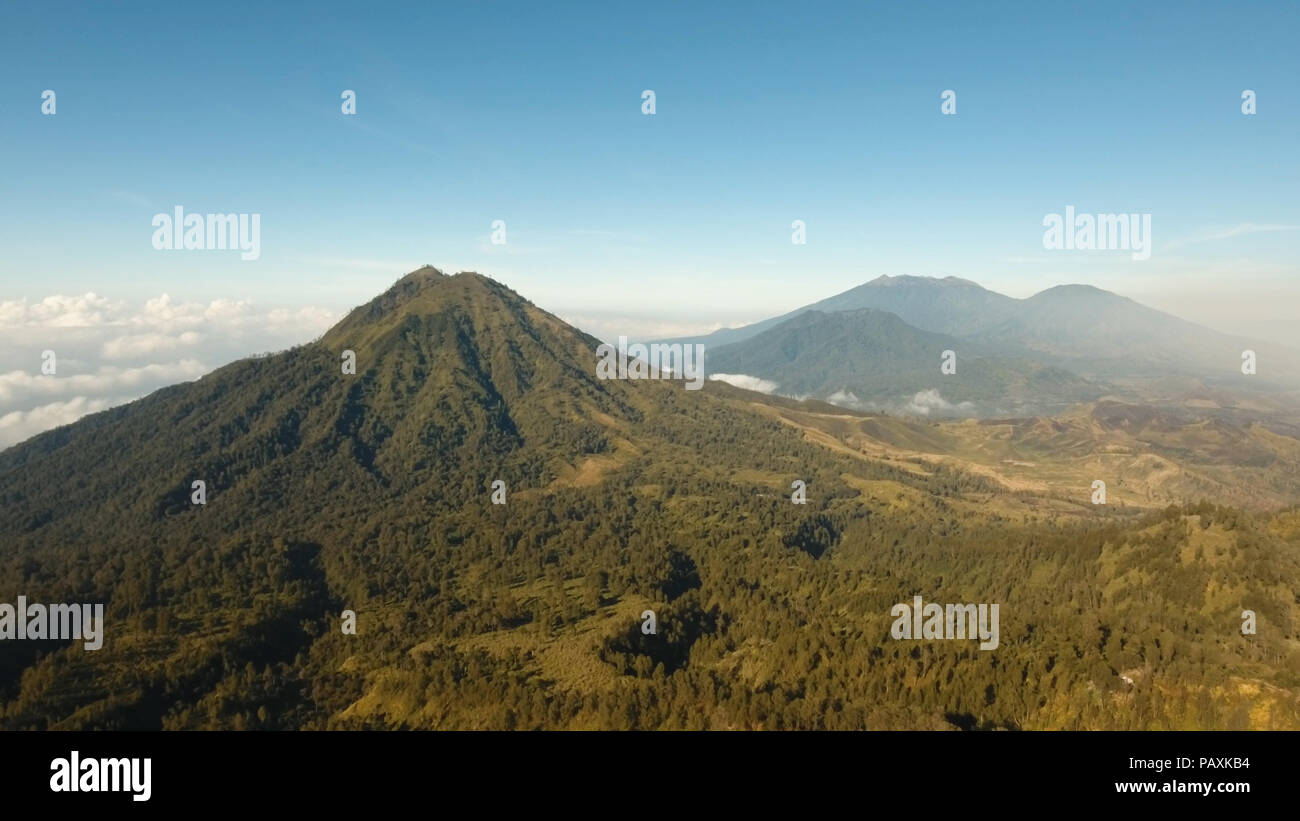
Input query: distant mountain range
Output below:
<box><xmin>703</xmin><ymin>307</ymin><xmax>1103</xmax><ymax>415</ymax></box>
<box><xmin>660</xmin><ymin>275</ymin><xmax>1299</xmax><ymax>415</ymax></box>
<box><xmin>669</xmin><ymin>275</ymin><xmax>1018</xmax><ymax>346</ymax></box>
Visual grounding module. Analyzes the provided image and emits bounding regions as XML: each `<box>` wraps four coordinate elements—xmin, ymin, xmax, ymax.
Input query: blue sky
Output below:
<box><xmin>1</xmin><ymin>0</ymin><xmax>1297</xmax><ymax>344</ymax></box>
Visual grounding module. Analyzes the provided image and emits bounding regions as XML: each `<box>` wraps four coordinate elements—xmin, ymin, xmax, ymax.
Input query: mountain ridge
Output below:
<box><xmin>704</xmin><ymin>305</ymin><xmax>1107</xmax><ymax>416</ymax></box>
<box><xmin>663</xmin><ymin>274</ymin><xmax>1300</xmax><ymax>405</ymax></box>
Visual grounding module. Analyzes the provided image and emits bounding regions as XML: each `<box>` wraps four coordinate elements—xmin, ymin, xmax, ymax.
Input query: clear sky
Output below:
<box><xmin>1</xmin><ymin>1</ymin><xmax>1298</xmax><ymax>443</ymax></box>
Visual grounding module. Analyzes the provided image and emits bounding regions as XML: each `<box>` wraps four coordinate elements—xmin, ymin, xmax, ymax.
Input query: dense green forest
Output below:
<box><xmin>2</xmin><ymin>269</ymin><xmax>1298</xmax><ymax>730</ymax></box>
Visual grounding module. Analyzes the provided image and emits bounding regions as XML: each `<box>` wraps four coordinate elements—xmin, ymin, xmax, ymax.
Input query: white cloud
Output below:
<box><xmin>905</xmin><ymin>389</ymin><xmax>974</xmax><ymax>416</ymax></box>
<box><xmin>708</xmin><ymin>373</ymin><xmax>779</xmax><ymax>394</ymax></box>
<box><xmin>4</xmin><ymin>292</ymin><xmax>119</xmax><ymax>327</ymax></box>
<box><xmin>0</xmin><ymin>292</ymin><xmax>337</xmax><ymax>448</ymax></box>
<box><xmin>820</xmin><ymin>388</ymin><xmax>976</xmax><ymax>417</ymax></box>
<box><xmin>101</xmin><ymin>331</ymin><xmax>202</xmax><ymax>359</ymax></box>
<box><xmin>0</xmin><ymin>292</ymin><xmax>334</xmax><ymax>335</ymax></box>
<box><xmin>826</xmin><ymin>389</ymin><xmax>864</xmax><ymax>409</ymax></box>
<box><xmin>0</xmin><ymin>360</ymin><xmax>208</xmax><ymax>404</ymax></box>
<box><xmin>0</xmin><ymin>396</ymin><xmax>121</xmax><ymax>448</ymax></box>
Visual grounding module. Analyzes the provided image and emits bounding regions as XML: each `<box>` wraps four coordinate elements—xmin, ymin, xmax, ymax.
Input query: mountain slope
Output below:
<box><xmin>668</xmin><ymin>275</ymin><xmax>1299</xmax><ymax>397</ymax></box>
<box><xmin>1</xmin><ymin>267</ymin><xmax>1297</xmax><ymax>732</ymax></box>
<box><xmin>665</xmin><ymin>274</ymin><xmax>1016</xmax><ymax>348</ymax></box>
<box><xmin>738</xmin><ymin>393</ymin><xmax>1300</xmax><ymax>512</ymax></box>
<box><xmin>0</xmin><ymin>267</ymin><xmax>639</xmax><ymax>538</ymax></box>
<box><xmin>705</xmin><ymin>307</ymin><xmax>1106</xmax><ymax>415</ymax></box>
<box><xmin>978</xmin><ymin>284</ymin><xmax>1295</xmax><ymax>388</ymax></box>
<box><xmin>805</xmin><ymin>274</ymin><xmax>1019</xmax><ymax>336</ymax></box>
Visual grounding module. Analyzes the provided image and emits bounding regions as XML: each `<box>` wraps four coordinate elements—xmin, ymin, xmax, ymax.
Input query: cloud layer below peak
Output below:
<box><xmin>0</xmin><ymin>292</ymin><xmax>336</xmax><ymax>449</ymax></box>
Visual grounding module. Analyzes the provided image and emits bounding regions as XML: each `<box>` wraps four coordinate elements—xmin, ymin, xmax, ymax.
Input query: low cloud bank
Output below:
<box><xmin>708</xmin><ymin>373</ymin><xmax>780</xmax><ymax>394</ymax></box>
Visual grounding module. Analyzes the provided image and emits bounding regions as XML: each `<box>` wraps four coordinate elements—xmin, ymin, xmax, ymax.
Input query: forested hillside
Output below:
<box><xmin>2</xmin><ymin>269</ymin><xmax>1298</xmax><ymax>730</ymax></box>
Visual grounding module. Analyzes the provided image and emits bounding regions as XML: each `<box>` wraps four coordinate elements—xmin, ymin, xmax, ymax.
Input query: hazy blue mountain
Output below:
<box><xmin>805</xmin><ymin>275</ymin><xmax>1020</xmax><ymax>336</ymax></box>
<box><xmin>663</xmin><ymin>274</ymin><xmax>1016</xmax><ymax>348</ymax></box>
<box><xmin>975</xmin><ymin>284</ymin><xmax>1289</xmax><ymax>386</ymax></box>
<box><xmin>670</xmin><ymin>275</ymin><xmax>1299</xmax><ymax>398</ymax></box>
<box><xmin>705</xmin><ymin>307</ymin><xmax>1105</xmax><ymax>416</ymax></box>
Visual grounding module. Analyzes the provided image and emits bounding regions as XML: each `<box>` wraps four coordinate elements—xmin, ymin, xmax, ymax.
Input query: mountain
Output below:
<box><xmin>0</xmin><ymin>266</ymin><xmax>637</xmax><ymax>535</ymax></box>
<box><xmin>800</xmin><ymin>275</ymin><xmax>1020</xmax><ymax>336</ymax></box>
<box><xmin>976</xmin><ymin>284</ymin><xmax>1284</xmax><ymax>385</ymax></box>
<box><xmin>672</xmin><ymin>275</ymin><xmax>1300</xmax><ymax>407</ymax></box>
<box><xmin>2</xmin><ymin>267</ymin><xmax>1298</xmax><ymax>731</ymax></box>
<box><xmin>705</xmin><ymin>307</ymin><xmax>1104</xmax><ymax>415</ymax></box>
<box><xmin>664</xmin><ymin>274</ymin><xmax>1016</xmax><ymax>348</ymax></box>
